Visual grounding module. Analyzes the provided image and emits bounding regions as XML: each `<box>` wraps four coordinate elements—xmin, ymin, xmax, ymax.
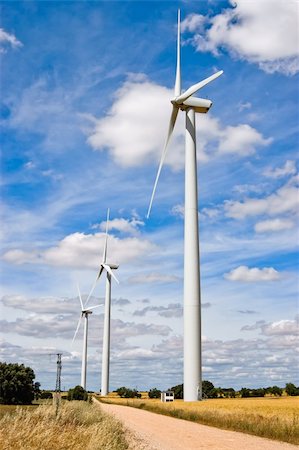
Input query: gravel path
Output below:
<box><xmin>95</xmin><ymin>400</ymin><xmax>298</xmax><ymax>450</ymax></box>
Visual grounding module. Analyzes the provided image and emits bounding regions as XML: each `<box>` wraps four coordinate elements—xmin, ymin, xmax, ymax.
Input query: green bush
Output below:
<box><xmin>148</xmin><ymin>388</ymin><xmax>161</xmax><ymax>399</ymax></box>
<box><xmin>67</xmin><ymin>385</ymin><xmax>88</xmax><ymax>401</ymax></box>
<box><xmin>116</xmin><ymin>387</ymin><xmax>140</xmax><ymax>398</ymax></box>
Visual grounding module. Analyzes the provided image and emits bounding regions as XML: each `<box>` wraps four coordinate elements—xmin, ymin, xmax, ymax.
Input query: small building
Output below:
<box><xmin>161</xmin><ymin>391</ymin><xmax>174</xmax><ymax>402</ymax></box>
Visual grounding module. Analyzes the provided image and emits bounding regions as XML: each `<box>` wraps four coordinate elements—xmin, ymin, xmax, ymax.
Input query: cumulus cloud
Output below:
<box><xmin>224</xmin><ymin>265</ymin><xmax>281</xmax><ymax>282</ymax></box>
<box><xmin>182</xmin><ymin>1</ymin><xmax>299</xmax><ymax>75</ymax></box>
<box><xmin>0</xmin><ymin>28</ymin><xmax>23</xmax><ymax>52</ymax></box>
<box><xmin>225</xmin><ymin>181</ymin><xmax>299</xmax><ymax>219</ymax></box>
<box><xmin>86</xmin><ymin>75</ymin><xmax>271</xmax><ymax>168</ymax></box>
<box><xmin>255</xmin><ymin>218</ymin><xmax>295</xmax><ymax>233</ymax></box>
<box><xmin>2</xmin><ymin>231</ymin><xmax>156</xmax><ymax>268</ymax></box>
<box><xmin>0</xmin><ymin>313</ymin><xmax>172</xmax><ymax>342</ymax></box>
<box><xmin>242</xmin><ymin>317</ymin><xmax>299</xmax><ymax>337</ymax></box>
<box><xmin>264</xmin><ymin>160</ymin><xmax>297</xmax><ymax>179</ymax></box>
<box><xmin>218</xmin><ymin>124</ymin><xmax>271</xmax><ymax>156</ymax></box>
<box><xmin>98</xmin><ymin>217</ymin><xmax>144</xmax><ymax>235</ymax></box>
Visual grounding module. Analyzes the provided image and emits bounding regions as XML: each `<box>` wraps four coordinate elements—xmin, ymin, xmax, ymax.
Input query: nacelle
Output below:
<box><xmin>107</xmin><ymin>263</ymin><xmax>119</xmax><ymax>270</ymax></box>
<box><xmin>173</xmin><ymin>97</ymin><xmax>212</xmax><ymax>114</ymax></box>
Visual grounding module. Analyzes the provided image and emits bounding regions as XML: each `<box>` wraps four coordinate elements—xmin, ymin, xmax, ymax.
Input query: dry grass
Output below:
<box><xmin>0</xmin><ymin>404</ymin><xmax>38</xmax><ymax>419</ymax></box>
<box><xmin>97</xmin><ymin>395</ymin><xmax>299</xmax><ymax>445</ymax></box>
<box><xmin>0</xmin><ymin>401</ymin><xmax>128</xmax><ymax>450</ymax></box>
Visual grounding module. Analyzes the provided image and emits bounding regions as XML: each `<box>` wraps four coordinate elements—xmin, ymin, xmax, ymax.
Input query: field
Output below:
<box><xmin>96</xmin><ymin>395</ymin><xmax>299</xmax><ymax>445</ymax></box>
<box><xmin>0</xmin><ymin>401</ymin><xmax>128</xmax><ymax>450</ymax></box>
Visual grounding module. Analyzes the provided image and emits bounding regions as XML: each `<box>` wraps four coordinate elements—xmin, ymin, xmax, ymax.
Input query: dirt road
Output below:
<box><xmin>96</xmin><ymin>401</ymin><xmax>297</xmax><ymax>450</ymax></box>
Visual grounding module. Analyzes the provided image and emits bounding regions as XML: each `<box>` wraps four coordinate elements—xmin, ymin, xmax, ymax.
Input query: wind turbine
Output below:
<box><xmin>147</xmin><ymin>10</ymin><xmax>223</xmax><ymax>401</ymax></box>
<box><xmin>72</xmin><ymin>284</ymin><xmax>102</xmax><ymax>390</ymax></box>
<box><xmin>86</xmin><ymin>208</ymin><xmax>119</xmax><ymax>396</ymax></box>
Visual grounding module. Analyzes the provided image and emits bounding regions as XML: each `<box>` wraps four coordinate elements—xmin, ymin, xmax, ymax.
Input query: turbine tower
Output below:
<box><xmin>147</xmin><ymin>10</ymin><xmax>223</xmax><ymax>401</ymax></box>
<box><xmin>87</xmin><ymin>209</ymin><xmax>119</xmax><ymax>396</ymax></box>
<box><xmin>72</xmin><ymin>284</ymin><xmax>102</xmax><ymax>390</ymax></box>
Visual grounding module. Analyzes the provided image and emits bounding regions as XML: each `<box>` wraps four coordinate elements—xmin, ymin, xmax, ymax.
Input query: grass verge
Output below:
<box><xmin>96</xmin><ymin>396</ymin><xmax>299</xmax><ymax>445</ymax></box>
<box><xmin>0</xmin><ymin>401</ymin><xmax>128</xmax><ymax>450</ymax></box>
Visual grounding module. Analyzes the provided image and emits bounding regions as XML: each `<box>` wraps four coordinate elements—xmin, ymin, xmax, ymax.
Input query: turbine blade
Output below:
<box><xmin>175</xmin><ymin>70</ymin><xmax>223</xmax><ymax>103</ymax></box>
<box><xmin>174</xmin><ymin>9</ymin><xmax>181</xmax><ymax>97</ymax></box>
<box><xmin>87</xmin><ymin>304</ymin><xmax>103</xmax><ymax>311</ymax></box>
<box><xmin>85</xmin><ymin>268</ymin><xmax>102</xmax><ymax>307</ymax></box>
<box><xmin>97</xmin><ymin>265</ymin><xmax>104</xmax><ymax>280</ymax></box>
<box><xmin>103</xmin><ymin>263</ymin><xmax>119</xmax><ymax>284</ymax></box>
<box><xmin>147</xmin><ymin>105</ymin><xmax>179</xmax><ymax>218</ymax></box>
<box><xmin>102</xmin><ymin>208</ymin><xmax>110</xmax><ymax>263</ymax></box>
<box><xmin>76</xmin><ymin>283</ymin><xmax>84</xmax><ymax>311</ymax></box>
<box><xmin>72</xmin><ymin>316</ymin><xmax>82</xmax><ymax>346</ymax></box>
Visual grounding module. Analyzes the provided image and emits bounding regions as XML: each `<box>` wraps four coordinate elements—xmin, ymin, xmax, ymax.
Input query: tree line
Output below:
<box><xmin>1</xmin><ymin>362</ymin><xmax>299</xmax><ymax>404</ymax></box>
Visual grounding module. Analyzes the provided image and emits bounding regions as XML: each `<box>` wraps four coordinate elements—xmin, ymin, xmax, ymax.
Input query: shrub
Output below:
<box><xmin>116</xmin><ymin>387</ymin><xmax>140</xmax><ymax>398</ymax></box>
<box><xmin>148</xmin><ymin>388</ymin><xmax>161</xmax><ymax>399</ymax></box>
<box><xmin>40</xmin><ymin>390</ymin><xmax>53</xmax><ymax>399</ymax></box>
<box><xmin>67</xmin><ymin>385</ymin><xmax>88</xmax><ymax>401</ymax></box>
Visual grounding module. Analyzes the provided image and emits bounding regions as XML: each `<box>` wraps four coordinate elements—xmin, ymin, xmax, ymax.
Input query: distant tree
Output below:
<box><xmin>208</xmin><ymin>387</ymin><xmax>219</xmax><ymax>398</ymax></box>
<box><xmin>169</xmin><ymin>384</ymin><xmax>183</xmax><ymax>399</ymax></box>
<box><xmin>0</xmin><ymin>362</ymin><xmax>35</xmax><ymax>405</ymax></box>
<box><xmin>40</xmin><ymin>390</ymin><xmax>53</xmax><ymax>399</ymax></box>
<box><xmin>285</xmin><ymin>383</ymin><xmax>299</xmax><ymax>396</ymax></box>
<box><xmin>33</xmin><ymin>382</ymin><xmax>41</xmax><ymax>400</ymax></box>
<box><xmin>240</xmin><ymin>388</ymin><xmax>250</xmax><ymax>398</ymax></box>
<box><xmin>202</xmin><ymin>380</ymin><xmax>215</xmax><ymax>398</ymax></box>
<box><xmin>148</xmin><ymin>388</ymin><xmax>161</xmax><ymax>399</ymax></box>
<box><xmin>222</xmin><ymin>388</ymin><xmax>236</xmax><ymax>398</ymax></box>
<box><xmin>250</xmin><ymin>388</ymin><xmax>265</xmax><ymax>397</ymax></box>
<box><xmin>67</xmin><ymin>385</ymin><xmax>88</xmax><ymax>401</ymax></box>
<box><xmin>116</xmin><ymin>387</ymin><xmax>140</xmax><ymax>398</ymax></box>
<box><xmin>268</xmin><ymin>386</ymin><xmax>283</xmax><ymax>396</ymax></box>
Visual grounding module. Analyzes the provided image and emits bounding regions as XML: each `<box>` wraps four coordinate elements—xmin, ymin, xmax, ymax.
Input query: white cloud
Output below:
<box><xmin>0</xmin><ymin>294</ymin><xmax>102</xmax><ymax>315</ymax></box>
<box><xmin>182</xmin><ymin>1</ymin><xmax>299</xmax><ymax>75</ymax></box>
<box><xmin>99</xmin><ymin>217</ymin><xmax>144</xmax><ymax>235</ymax></box>
<box><xmin>128</xmin><ymin>273</ymin><xmax>180</xmax><ymax>284</ymax></box>
<box><xmin>2</xmin><ymin>231</ymin><xmax>156</xmax><ymax>268</ymax></box>
<box><xmin>133</xmin><ymin>303</ymin><xmax>182</xmax><ymax>318</ymax></box>
<box><xmin>218</xmin><ymin>124</ymin><xmax>272</xmax><ymax>156</ymax></box>
<box><xmin>0</xmin><ymin>28</ymin><xmax>22</xmax><ymax>52</ymax></box>
<box><xmin>262</xmin><ymin>319</ymin><xmax>299</xmax><ymax>337</ymax></box>
<box><xmin>171</xmin><ymin>204</ymin><xmax>185</xmax><ymax>218</ymax></box>
<box><xmin>264</xmin><ymin>160</ymin><xmax>297</xmax><ymax>179</ymax></box>
<box><xmin>255</xmin><ymin>218</ymin><xmax>295</xmax><ymax>233</ymax></box>
<box><xmin>87</xmin><ymin>75</ymin><xmax>175</xmax><ymax>167</ymax></box>
<box><xmin>224</xmin><ymin>265</ymin><xmax>281</xmax><ymax>282</ymax></box>
<box><xmin>86</xmin><ymin>75</ymin><xmax>271</xmax><ymax>168</ymax></box>
<box><xmin>181</xmin><ymin>13</ymin><xmax>207</xmax><ymax>33</ymax></box>
<box><xmin>225</xmin><ymin>181</ymin><xmax>299</xmax><ymax>219</ymax></box>
<box><xmin>242</xmin><ymin>317</ymin><xmax>299</xmax><ymax>337</ymax></box>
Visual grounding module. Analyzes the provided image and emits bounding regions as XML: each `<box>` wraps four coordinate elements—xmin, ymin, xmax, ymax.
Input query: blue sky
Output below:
<box><xmin>0</xmin><ymin>0</ymin><xmax>298</xmax><ymax>392</ymax></box>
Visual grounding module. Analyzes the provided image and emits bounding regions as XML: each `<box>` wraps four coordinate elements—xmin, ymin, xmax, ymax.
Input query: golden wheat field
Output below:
<box><xmin>97</xmin><ymin>395</ymin><xmax>299</xmax><ymax>445</ymax></box>
<box><xmin>0</xmin><ymin>401</ymin><xmax>128</xmax><ymax>450</ymax></box>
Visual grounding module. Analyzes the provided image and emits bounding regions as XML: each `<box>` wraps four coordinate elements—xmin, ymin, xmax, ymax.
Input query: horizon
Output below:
<box><xmin>0</xmin><ymin>0</ymin><xmax>298</xmax><ymax>392</ymax></box>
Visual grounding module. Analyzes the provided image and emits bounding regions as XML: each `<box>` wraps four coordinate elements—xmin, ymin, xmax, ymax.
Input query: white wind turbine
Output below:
<box><xmin>147</xmin><ymin>10</ymin><xmax>223</xmax><ymax>401</ymax></box>
<box><xmin>86</xmin><ymin>208</ymin><xmax>119</xmax><ymax>396</ymax></box>
<box><xmin>72</xmin><ymin>284</ymin><xmax>102</xmax><ymax>390</ymax></box>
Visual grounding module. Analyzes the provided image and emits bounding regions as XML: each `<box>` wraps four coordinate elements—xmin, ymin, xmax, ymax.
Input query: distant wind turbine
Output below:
<box><xmin>86</xmin><ymin>209</ymin><xmax>119</xmax><ymax>396</ymax></box>
<box><xmin>147</xmin><ymin>10</ymin><xmax>223</xmax><ymax>401</ymax></box>
<box><xmin>72</xmin><ymin>284</ymin><xmax>102</xmax><ymax>390</ymax></box>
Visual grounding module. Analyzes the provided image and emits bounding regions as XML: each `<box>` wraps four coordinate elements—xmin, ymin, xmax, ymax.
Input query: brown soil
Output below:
<box><xmin>95</xmin><ymin>400</ymin><xmax>298</xmax><ymax>450</ymax></box>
